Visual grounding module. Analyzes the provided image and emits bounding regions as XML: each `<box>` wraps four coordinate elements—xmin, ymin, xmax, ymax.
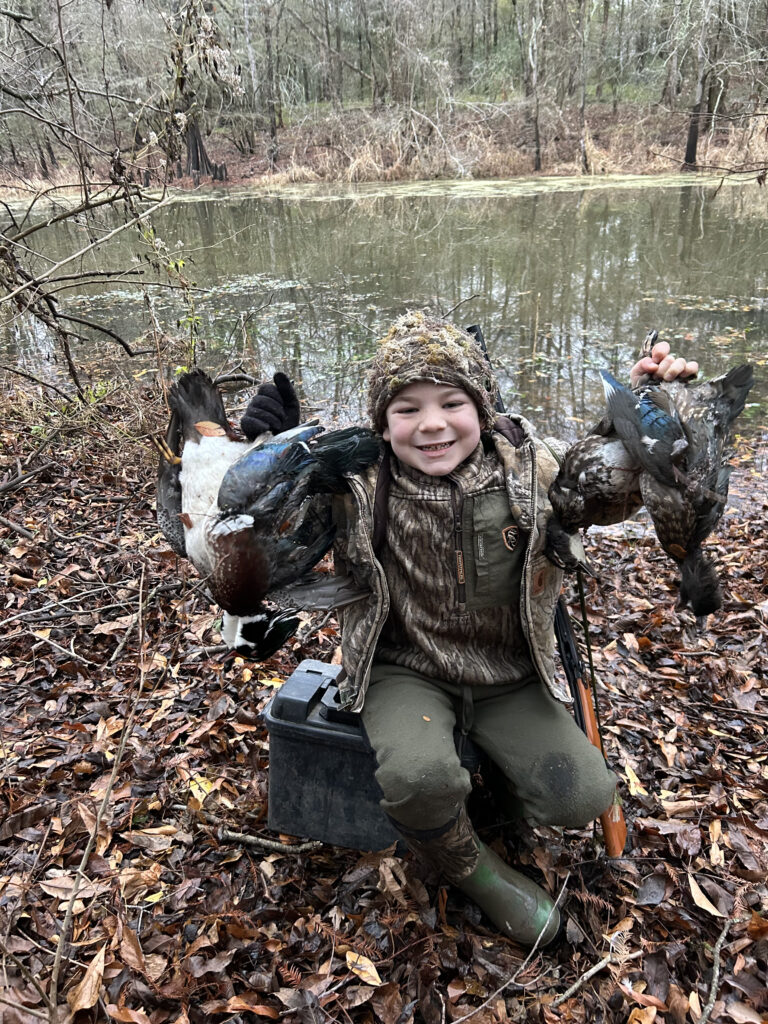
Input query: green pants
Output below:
<box><xmin>361</xmin><ymin>663</ymin><xmax>617</xmax><ymax>832</ymax></box>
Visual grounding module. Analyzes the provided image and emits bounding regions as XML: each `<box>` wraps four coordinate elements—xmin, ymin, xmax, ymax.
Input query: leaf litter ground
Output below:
<box><xmin>1</xmin><ymin>384</ymin><xmax>766</xmax><ymax>1024</ymax></box>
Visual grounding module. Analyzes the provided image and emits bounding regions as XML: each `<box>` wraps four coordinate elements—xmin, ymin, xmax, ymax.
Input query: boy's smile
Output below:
<box><xmin>382</xmin><ymin>381</ymin><xmax>482</xmax><ymax>475</ymax></box>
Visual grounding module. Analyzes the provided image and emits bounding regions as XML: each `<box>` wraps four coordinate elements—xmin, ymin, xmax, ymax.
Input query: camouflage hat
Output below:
<box><xmin>366</xmin><ymin>311</ymin><xmax>499</xmax><ymax>432</ymax></box>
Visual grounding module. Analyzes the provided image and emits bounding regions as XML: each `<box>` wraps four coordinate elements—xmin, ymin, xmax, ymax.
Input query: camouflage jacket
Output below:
<box><xmin>332</xmin><ymin>414</ymin><xmax>569</xmax><ymax>712</ymax></box>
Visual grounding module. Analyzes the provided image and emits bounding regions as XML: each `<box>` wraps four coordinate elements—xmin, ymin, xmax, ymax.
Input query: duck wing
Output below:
<box><xmin>600</xmin><ymin>370</ymin><xmax>688</xmax><ymax>486</ymax></box>
<box><xmin>634</xmin><ymin>364</ymin><xmax>753</xmax><ymax>615</ymax></box>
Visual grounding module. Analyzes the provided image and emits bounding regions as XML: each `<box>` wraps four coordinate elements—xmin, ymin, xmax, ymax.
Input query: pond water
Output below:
<box><xmin>4</xmin><ymin>175</ymin><xmax>766</xmax><ymax>440</ymax></box>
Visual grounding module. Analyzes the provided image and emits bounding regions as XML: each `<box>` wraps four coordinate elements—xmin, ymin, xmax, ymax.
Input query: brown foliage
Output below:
<box><xmin>0</xmin><ymin>381</ymin><xmax>766</xmax><ymax>1022</ymax></box>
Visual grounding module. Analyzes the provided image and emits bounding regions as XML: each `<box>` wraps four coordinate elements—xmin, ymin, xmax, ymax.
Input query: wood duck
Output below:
<box><xmin>547</xmin><ymin>355</ymin><xmax>754</xmax><ymax>618</ymax></box>
<box><xmin>156</xmin><ymin>370</ymin><xmax>380</xmax><ymax>658</ymax></box>
<box><xmin>605</xmin><ymin>363</ymin><xmax>754</xmax><ymax>617</ymax></box>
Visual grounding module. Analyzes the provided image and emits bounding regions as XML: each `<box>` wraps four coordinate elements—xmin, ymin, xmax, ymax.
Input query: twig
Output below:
<box><xmin>31</xmin><ymin>633</ymin><xmax>96</xmax><ymax>667</ymax></box>
<box><xmin>451</xmin><ymin>873</ymin><xmax>571</xmax><ymax>1024</ymax></box>
<box><xmin>0</xmin><ymin>462</ymin><xmax>56</xmax><ymax>495</ymax></box>
<box><xmin>47</xmin><ymin>567</ymin><xmax>148</xmax><ymax>1014</ymax></box>
<box><xmin>0</xmin><ymin>994</ymin><xmax>46</xmax><ymax>1019</ymax></box>
<box><xmin>2</xmin><ymin>584</ymin><xmax>114</xmax><ymax>626</ymax></box>
<box><xmin>1</xmin><ymin>197</ymin><xmax>169</xmax><ymax>307</ymax></box>
<box><xmin>176</xmin><ymin>804</ymin><xmax>322</xmax><ymax>851</ymax></box>
<box><xmin>551</xmin><ymin>948</ymin><xmax>644</xmax><ymax>1007</ymax></box>
<box><xmin>0</xmin><ymin>514</ymin><xmax>35</xmax><ymax>539</ymax></box>
<box><xmin>0</xmin><ymin>939</ymin><xmax>53</xmax><ymax>1014</ymax></box>
<box><xmin>218</xmin><ymin>828</ymin><xmax>323</xmax><ymax>853</ymax></box>
<box><xmin>0</xmin><ymin>364</ymin><xmax>74</xmax><ymax>401</ymax></box>
<box><xmin>697</xmin><ymin>913</ymin><xmax>751</xmax><ymax>1024</ymax></box>
<box><xmin>54</xmin><ymin>312</ymin><xmax>151</xmax><ymax>357</ymax></box>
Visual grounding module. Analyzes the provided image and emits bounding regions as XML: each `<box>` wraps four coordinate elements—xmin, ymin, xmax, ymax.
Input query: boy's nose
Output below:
<box><xmin>419</xmin><ymin>409</ymin><xmax>447</xmax><ymax>431</ymax></box>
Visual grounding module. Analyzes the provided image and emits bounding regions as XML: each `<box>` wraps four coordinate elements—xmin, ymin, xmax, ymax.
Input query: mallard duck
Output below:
<box><xmin>209</xmin><ymin>423</ymin><xmax>382</xmax><ymax>615</ymax></box>
<box><xmin>156</xmin><ymin>370</ymin><xmax>381</xmax><ymax>658</ymax></box>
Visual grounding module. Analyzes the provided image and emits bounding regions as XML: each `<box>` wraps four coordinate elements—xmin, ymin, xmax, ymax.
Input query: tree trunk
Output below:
<box><xmin>660</xmin><ymin>0</ymin><xmax>682</xmax><ymax>109</ymax></box>
<box><xmin>185</xmin><ymin>119</ymin><xmax>213</xmax><ymax>176</ymax></box>
<box><xmin>611</xmin><ymin>0</ymin><xmax>624</xmax><ymax>114</ymax></box>
<box><xmin>263</xmin><ymin>2</ymin><xmax>279</xmax><ymax>168</ymax></box>
<box><xmin>682</xmin><ymin>1</ymin><xmax>713</xmax><ymax>170</ymax></box>
<box><xmin>578</xmin><ymin>0</ymin><xmax>590</xmax><ymax>172</ymax></box>
<box><xmin>530</xmin><ymin>0</ymin><xmax>543</xmax><ymax>171</ymax></box>
<box><xmin>595</xmin><ymin>0</ymin><xmax>609</xmax><ymax>101</ymax></box>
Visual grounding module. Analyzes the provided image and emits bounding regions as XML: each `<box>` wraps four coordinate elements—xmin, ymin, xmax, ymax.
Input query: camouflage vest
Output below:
<box><xmin>332</xmin><ymin>414</ymin><xmax>569</xmax><ymax>711</ymax></box>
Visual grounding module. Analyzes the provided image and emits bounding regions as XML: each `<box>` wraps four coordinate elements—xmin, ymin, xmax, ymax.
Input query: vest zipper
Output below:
<box><xmin>451</xmin><ymin>484</ymin><xmax>466</xmax><ymax>605</ymax></box>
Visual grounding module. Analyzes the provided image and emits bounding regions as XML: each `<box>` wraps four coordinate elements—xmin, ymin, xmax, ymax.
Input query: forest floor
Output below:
<box><xmin>1</xmin><ymin>101</ymin><xmax>765</xmax><ymax>198</ymax></box>
<box><xmin>0</xmin><ymin>379</ymin><xmax>767</xmax><ymax>1024</ymax></box>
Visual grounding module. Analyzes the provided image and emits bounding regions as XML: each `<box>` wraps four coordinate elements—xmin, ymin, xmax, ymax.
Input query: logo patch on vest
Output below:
<box><xmin>501</xmin><ymin>525</ymin><xmax>519</xmax><ymax>551</ymax></box>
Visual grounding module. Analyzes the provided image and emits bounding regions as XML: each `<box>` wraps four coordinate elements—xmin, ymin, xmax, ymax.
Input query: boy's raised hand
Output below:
<box><xmin>241</xmin><ymin>372</ymin><xmax>301</xmax><ymax>441</ymax></box>
<box><xmin>630</xmin><ymin>340</ymin><xmax>699</xmax><ymax>388</ymax></box>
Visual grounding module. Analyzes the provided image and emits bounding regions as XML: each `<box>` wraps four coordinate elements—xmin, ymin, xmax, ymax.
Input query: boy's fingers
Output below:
<box><xmin>662</xmin><ymin>356</ymin><xmax>687</xmax><ymax>381</ymax></box>
<box><xmin>650</xmin><ymin>341</ymin><xmax>671</xmax><ymax>363</ymax></box>
<box><xmin>630</xmin><ymin>349</ymin><xmax>699</xmax><ymax>388</ymax></box>
<box><xmin>653</xmin><ymin>354</ymin><xmax>674</xmax><ymax>377</ymax></box>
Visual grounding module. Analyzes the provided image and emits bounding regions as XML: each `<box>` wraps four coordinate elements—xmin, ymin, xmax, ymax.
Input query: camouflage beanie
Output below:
<box><xmin>366</xmin><ymin>312</ymin><xmax>499</xmax><ymax>432</ymax></box>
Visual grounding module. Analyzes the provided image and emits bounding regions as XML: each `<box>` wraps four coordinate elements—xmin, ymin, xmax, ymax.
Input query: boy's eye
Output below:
<box><xmin>444</xmin><ymin>400</ymin><xmax>464</xmax><ymax>409</ymax></box>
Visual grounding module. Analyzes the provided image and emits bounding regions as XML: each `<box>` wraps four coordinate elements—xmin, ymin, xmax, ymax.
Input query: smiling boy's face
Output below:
<box><xmin>382</xmin><ymin>381</ymin><xmax>482</xmax><ymax>476</ymax></box>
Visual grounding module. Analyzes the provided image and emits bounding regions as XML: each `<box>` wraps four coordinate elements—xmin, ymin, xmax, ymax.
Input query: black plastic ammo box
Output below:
<box><xmin>264</xmin><ymin>659</ymin><xmax>400</xmax><ymax>851</ymax></box>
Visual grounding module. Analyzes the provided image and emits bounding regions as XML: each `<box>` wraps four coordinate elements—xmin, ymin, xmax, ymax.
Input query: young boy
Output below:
<box><xmin>243</xmin><ymin>312</ymin><xmax>696</xmax><ymax>947</ymax></box>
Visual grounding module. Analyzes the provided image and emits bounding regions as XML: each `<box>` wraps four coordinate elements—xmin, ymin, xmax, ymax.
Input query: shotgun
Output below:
<box><xmin>466</xmin><ymin>323</ymin><xmax>627</xmax><ymax>857</ymax></box>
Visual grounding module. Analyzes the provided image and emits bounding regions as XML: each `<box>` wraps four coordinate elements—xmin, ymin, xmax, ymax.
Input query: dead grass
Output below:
<box><xmin>1</xmin><ymin>101</ymin><xmax>764</xmax><ymax>200</ymax></box>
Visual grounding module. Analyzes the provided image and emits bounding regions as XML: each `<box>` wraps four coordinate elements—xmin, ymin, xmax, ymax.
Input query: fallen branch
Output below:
<box><xmin>218</xmin><ymin>827</ymin><xmax>323</xmax><ymax>853</ymax></box>
<box><xmin>0</xmin><ymin>363</ymin><xmax>74</xmax><ymax>401</ymax></box>
<box><xmin>551</xmin><ymin>948</ymin><xmax>644</xmax><ymax>1007</ymax></box>
<box><xmin>697</xmin><ymin>913</ymin><xmax>751</xmax><ymax>1024</ymax></box>
<box><xmin>0</xmin><ymin>513</ymin><xmax>35</xmax><ymax>539</ymax></box>
<box><xmin>0</xmin><ymin>461</ymin><xmax>57</xmax><ymax>495</ymax></box>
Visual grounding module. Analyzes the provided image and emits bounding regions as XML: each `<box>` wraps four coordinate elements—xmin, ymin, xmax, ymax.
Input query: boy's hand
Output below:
<box><xmin>241</xmin><ymin>372</ymin><xmax>300</xmax><ymax>440</ymax></box>
<box><xmin>630</xmin><ymin>341</ymin><xmax>699</xmax><ymax>388</ymax></box>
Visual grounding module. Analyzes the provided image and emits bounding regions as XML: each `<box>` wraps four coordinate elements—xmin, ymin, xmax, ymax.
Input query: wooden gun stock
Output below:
<box><xmin>572</xmin><ymin>668</ymin><xmax>628</xmax><ymax>857</ymax></box>
<box><xmin>555</xmin><ymin>598</ymin><xmax>627</xmax><ymax>857</ymax></box>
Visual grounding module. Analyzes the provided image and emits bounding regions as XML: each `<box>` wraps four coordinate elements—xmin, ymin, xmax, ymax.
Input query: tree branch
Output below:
<box><xmin>0</xmin><ymin>196</ymin><xmax>169</xmax><ymax>308</ymax></box>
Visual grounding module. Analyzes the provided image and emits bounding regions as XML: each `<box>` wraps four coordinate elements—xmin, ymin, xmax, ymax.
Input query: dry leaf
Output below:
<box><xmin>106</xmin><ymin>1006</ymin><xmax>152</xmax><ymax>1024</ymax></box>
<box><xmin>346</xmin><ymin>951</ymin><xmax>382</xmax><ymax>987</ymax></box>
<box><xmin>67</xmin><ymin>944</ymin><xmax>106</xmax><ymax>1011</ymax></box>
<box><xmin>626</xmin><ymin>1009</ymin><xmax>656</xmax><ymax>1024</ymax></box>
<box><xmin>222</xmin><ymin>996</ymin><xmax>278</xmax><ymax>1017</ymax></box>
<box><xmin>623</xmin><ymin>763</ymin><xmax>648</xmax><ymax>796</ymax></box>
<box><xmin>619</xmin><ymin>984</ymin><xmax>668</xmax><ymax>1010</ymax></box>
<box><xmin>747</xmin><ymin>912</ymin><xmax>768</xmax><ymax>940</ymax></box>
<box><xmin>119</xmin><ymin>926</ymin><xmax>145</xmax><ymax>973</ymax></box>
<box><xmin>689</xmin><ymin>989</ymin><xmax>702</xmax><ymax>1018</ymax></box>
<box><xmin>446</xmin><ymin>978</ymin><xmax>466</xmax><ymax>1004</ymax></box>
<box><xmin>688</xmin><ymin>874</ymin><xmax>725</xmax><ymax>918</ymax></box>
<box><xmin>723</xmin><ymin>1001</ymin><xmax>763</xmax><ymax>1024</ymax></box>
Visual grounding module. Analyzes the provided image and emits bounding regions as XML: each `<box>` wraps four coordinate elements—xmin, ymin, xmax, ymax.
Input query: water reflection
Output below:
<box><xmin>3</xmin><ymin>179</ymin><xmax>766</xmax><ymax>437</ymax></box>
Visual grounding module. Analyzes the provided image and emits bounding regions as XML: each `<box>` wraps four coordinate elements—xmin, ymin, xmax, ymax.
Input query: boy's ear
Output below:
<box><xmin>382</xmin><ymin>425</ymin><xmax>391</xmax><ymax>442</ymax></box>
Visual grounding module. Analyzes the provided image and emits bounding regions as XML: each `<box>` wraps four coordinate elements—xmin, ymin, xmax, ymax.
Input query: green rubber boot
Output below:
<box><xmin>457</xmin><ymin>840</ymin><xmax>560</xmax><ymax>946</ymax></box>
<box><xmin>395</xmin><ymin>807</ymin><xmax>560</xmax><ymax>948</ymax></box>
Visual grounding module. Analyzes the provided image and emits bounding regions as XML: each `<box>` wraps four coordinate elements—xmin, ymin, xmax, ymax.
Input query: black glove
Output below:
<box><xmin>241</xmin><ymin>372</ymin><xmax>300</xmax><ymax>441</ymax></box>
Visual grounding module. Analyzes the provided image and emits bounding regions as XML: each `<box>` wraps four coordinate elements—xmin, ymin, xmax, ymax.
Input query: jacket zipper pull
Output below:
<box><xmin>451</xmin><ymin>488</ymin><xmax>466</xmax><ymax>595</ymax></box>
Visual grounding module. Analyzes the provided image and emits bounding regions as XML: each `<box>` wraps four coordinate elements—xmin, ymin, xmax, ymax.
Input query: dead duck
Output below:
<box><xmin>547</xmin><ymin>358</ymin><xmax>754</xmax><ymax>618</ymax></box>
<box><xmin>155</xmin><ymin>369</ymin><xmax>381</xmax><ymax>657</ymax></box>
<box><xmin>602</xmin><ymin>363</ymin><xmax>754</xmax><ymax>616</ymax></box>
